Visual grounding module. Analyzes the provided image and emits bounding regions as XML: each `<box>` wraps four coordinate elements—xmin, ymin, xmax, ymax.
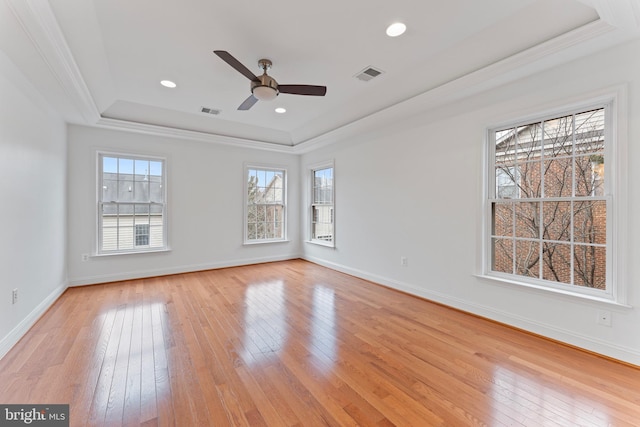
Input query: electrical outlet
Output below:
<box><xmin>400</xmin><ymin>256</ymin><xmax>408</xmax><ymax>267</ymax></box>
<box><xmin>81</xmin><ymin>253</ymin><xmax>89</xmax><ymax>262</ymax></box>
<box><xmin>12</xmin><ymin>289</ymin><xmax>18</xmax><ymax>305</ymax></box>
<box><xmin>597</xmin><ymin>309</ymin><xmax>612</xmax><ymax>327</ymax></box>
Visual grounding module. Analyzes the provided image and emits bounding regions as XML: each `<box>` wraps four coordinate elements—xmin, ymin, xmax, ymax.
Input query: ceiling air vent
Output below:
<box><xmin>354</xmin><ymin>66</ymin><xmax>384</xmax><ymax>82</ymax></box>
<box><xmin>200</xmin><ymin>107</ymin><xmax>221</xmax><ymax>115</ymax></box>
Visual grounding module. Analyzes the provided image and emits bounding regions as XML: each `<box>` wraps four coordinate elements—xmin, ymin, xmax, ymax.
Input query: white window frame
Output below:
<box><xmin>135</xmin><ymin>223</ymin><xmax>150</xmax><ymax>247</ymax></box>
<box><xmin>243</xmin><ymin>164</ymin><xmax>287</xmax><ymax>244</ymax></box>
<box><xmin>308</xmin><ymin>161</ymin><xmax>335</xmax><ymax>247</ymax></box>
<box><xmin>97</xmin><ymin>152</ymin><xmax>168</xmax><ymax>255</ymax></box>
<box><xmin>481</xmin><ymin>89</ymin><xmax>628</xmax><ymax>306</ymax></box>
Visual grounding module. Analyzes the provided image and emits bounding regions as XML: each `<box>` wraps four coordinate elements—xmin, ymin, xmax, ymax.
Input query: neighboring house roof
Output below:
<box><xmin>495</xmin><ymin>109</ymin><xmax>605</xmax><ymax>161</ymax></box>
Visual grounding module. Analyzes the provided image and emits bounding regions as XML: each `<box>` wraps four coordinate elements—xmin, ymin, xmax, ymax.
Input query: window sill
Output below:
<box><xmin>305</xmin><ymin>240</ymin><xmax>335</xmax><ymax>248</ymax></box>
<box><xmin>243</xmin><ymin>239</ymin><xmax>290</xmax><ymax>246</ymax></box>
<box><xmin>475</xmin><ymin>273</ymin><xmax>631</xmax><ymax>308</ymax></box>
<box><xmin>94</xmin><ymin>248</ymin><xmax>171</xmax><ymax>258</ymax></box>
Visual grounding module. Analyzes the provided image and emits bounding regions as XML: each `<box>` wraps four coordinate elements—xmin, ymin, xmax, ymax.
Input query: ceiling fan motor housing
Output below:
<box><xmin>251</xmin><ymin>73</ymin><xmax>279</xmax><ymax>100</ymax></box>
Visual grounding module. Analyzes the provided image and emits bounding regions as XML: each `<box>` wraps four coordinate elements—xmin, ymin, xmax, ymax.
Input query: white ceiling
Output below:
<box><xmin>3</xmin><ymin>0</ymin><xmax>640</xmax><ymax>147</ymax></box>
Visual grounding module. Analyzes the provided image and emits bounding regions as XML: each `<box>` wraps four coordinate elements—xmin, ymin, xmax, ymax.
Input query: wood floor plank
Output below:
<box><xmin>89</xmin><ymin>303</ymin><xmax>126</xmax><ymax>426</ymax></box>
<box><xmin>139</xmin><ymin>298</ymin><xmax>158</xmax><ymax>424</ymax></box>
<box><xmin>1</xmin><ymin>259</ymin><xmax>639</xmax><ymax>426</ymax></box>
<box><xmin>68</xmin><ymin>301</ymin><xmax>118</xmax><ymax>426</ymax></box>
<box><xmin>150</xmin><ymin>296</ymin><xmax>174</xmax><ymax>427</ymax></box>
<box><xmin>104</xmin><ymin>299</ymin><xmax>135</xmax><ymax>425</ymax></box>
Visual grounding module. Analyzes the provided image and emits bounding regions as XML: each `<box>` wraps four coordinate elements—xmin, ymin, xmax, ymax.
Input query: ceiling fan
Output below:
<box><xmin>214</xmin><ymin>50</ymin><xmax>327</xmax><ymax>110</ymax></box>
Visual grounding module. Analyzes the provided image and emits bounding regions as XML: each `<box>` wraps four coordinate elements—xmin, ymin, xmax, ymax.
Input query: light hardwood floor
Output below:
<box><xmin>1</xmin><ymin>259</ymin><xmax>639</xmax><ymax>426</ymax></box>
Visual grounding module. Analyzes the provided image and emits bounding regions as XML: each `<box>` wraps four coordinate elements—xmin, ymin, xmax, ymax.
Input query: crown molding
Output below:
<box><xmin>95</xmin><ymin>118</ymin><xmax>296</xmax><ymax>153</ymax></box>
<box><xmin>294</xmin><ymin>19</ymin><xmax>621</xmax><ymax>154</ymax></box>
<box><xmin>579</xmin><ymin>0</ymin><xmax>640</xmax><ymax>30</ymax></box>
<box><xmin>6</xmin><ymin>0</ymin><xmax>101</xmax><ymax>123</ymax></box>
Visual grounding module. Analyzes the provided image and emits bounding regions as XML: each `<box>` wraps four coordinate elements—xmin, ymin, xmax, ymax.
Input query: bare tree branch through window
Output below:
<box><xmin>491</xmin><ymin>108</ymin><xmax>606</xmax><ymax>289</ymax></box>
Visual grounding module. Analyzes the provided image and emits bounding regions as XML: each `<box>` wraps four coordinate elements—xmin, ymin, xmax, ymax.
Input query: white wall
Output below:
<box><xmin>66</xmin><ymin>125</ymin><xmax>301</xmax><ymax>285</ymax></box>
<box><xmin>301</xmin><ymin>39</ymin><xmax>640</xmax><ymax>365</ymax></box>
<box><xmin>0</xmin><ymin>51</ymin><xmax>67</xmax><ymax>358</ymax></box>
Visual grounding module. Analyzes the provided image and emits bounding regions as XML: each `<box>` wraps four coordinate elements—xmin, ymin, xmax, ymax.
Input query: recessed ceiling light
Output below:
<box><xmin>160</xmin><ymin>80</ymin><xmax>177</xmax><ymax>88</ymax></box>
<box><xmin>275</xmin><ymin>107</ymin><xmax>286</xmax><ymax>114</ymax></box>
<box><xmin>386</xmin><ymin>22</ymin><xmax>407</xmax><ymax>37</ymax></box>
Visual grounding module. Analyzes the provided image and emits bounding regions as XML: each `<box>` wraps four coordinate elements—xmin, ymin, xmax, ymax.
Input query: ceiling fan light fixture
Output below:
<box><xmin>386</xmin><ymin>22</ymin><xmax>407</xmax><ymax>37</ymax></box>
<box><xmin>253</xmin><ymin>85</ymin><xmax>278</xmax><ymax>101</ymax></box>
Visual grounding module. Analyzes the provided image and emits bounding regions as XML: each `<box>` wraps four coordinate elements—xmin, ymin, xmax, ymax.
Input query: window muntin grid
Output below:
<box><xmin>98</xmin><ymin>154</ymin><xmax>166</xmax><ymax>253</ymax></box>
<box><xmin>311</xmin><ymin>167</ymin><xmax>334</xmax><ymax>243</ymax></box>
<box><xmin>245</xmin><ymin>167</ymin><xmax>286</xmax><ymax>243</ymax></box>
<box><xmin>489</xmin><ymin>106</ymin><xmax>608</xmax><ymax>293</ymax></box>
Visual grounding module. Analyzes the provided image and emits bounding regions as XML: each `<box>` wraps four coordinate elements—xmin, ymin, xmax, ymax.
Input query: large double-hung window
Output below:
<box><xmin>486</xmin><ymin>102</ymin><xmax>619</xmax><ymax>300</ymax></box>
<box><xmin>98</xmin><ymin>153</ymin><xmax>167</xmax><ymax>254</ymax></box>
<box><xmin>245</xmin><ymin>166</ymin><xmax>286</xmax><ymax>243</ymax></box>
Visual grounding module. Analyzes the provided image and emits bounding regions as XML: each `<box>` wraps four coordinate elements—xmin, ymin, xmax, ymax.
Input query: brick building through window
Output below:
<box><xmin>489</xmin><ymin>107</ymin><xmax>607</xmax><ymax>290</ymax></box>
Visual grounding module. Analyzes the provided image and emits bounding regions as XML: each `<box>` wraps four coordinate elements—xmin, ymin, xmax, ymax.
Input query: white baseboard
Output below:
<box><xmin>0</xmin><ymin>283</ymin><xmax>67</xmax><ymax>360</ymax></box>
<box><xmin>67</xmin><ymin>253</ymin><xmax>302</xmax><ymax>286</ymax></box>
<box><xmin>303</xmin><ymin>255</ymin><xmax>640</xmax><ymax>367</ymax></box>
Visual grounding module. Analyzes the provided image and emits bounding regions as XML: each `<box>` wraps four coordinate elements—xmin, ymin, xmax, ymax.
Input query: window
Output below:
<box><xmin>135</xmin><ymin>224</ymin><xmax>150</xmax><ymax>246</ymax></box>
<box><xmin>487</xmin><ymin>104</ymin><xmax>613</xmax><ymax>298</ymax></box>
<box><xmin>98</xmin><ymin>153</ymin><xmax>166</xmax><ymax>254</ymax></box>
<box><xmin>310</xmin><ymin>164</ymin><xmax>334</xmax><ymax>245</ymax></box>
<box><xmin>496</xmin><ymin>166</ymin><xmax>519</xmax><ymax>199</ymax></box>
<box><xmin>245</xmin><ymin>166</ymin><xmax>286</xmax><ymax>243</ymax></box>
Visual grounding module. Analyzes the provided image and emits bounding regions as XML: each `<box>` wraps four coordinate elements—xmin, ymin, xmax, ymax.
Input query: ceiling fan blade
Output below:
<box><xmin>278</xmin><ymin>85</ymin><xmax>327</xmax><ymax>96</ymax></box>
<box><xmin>238</xmin><ymin>95</ymin><xmax>258</xmax><ymax>110</ymax></box>
<box><xmin>214</xmin><ymin>50</ymin><xmax>259</xmax><ymax>82</ymax></box>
